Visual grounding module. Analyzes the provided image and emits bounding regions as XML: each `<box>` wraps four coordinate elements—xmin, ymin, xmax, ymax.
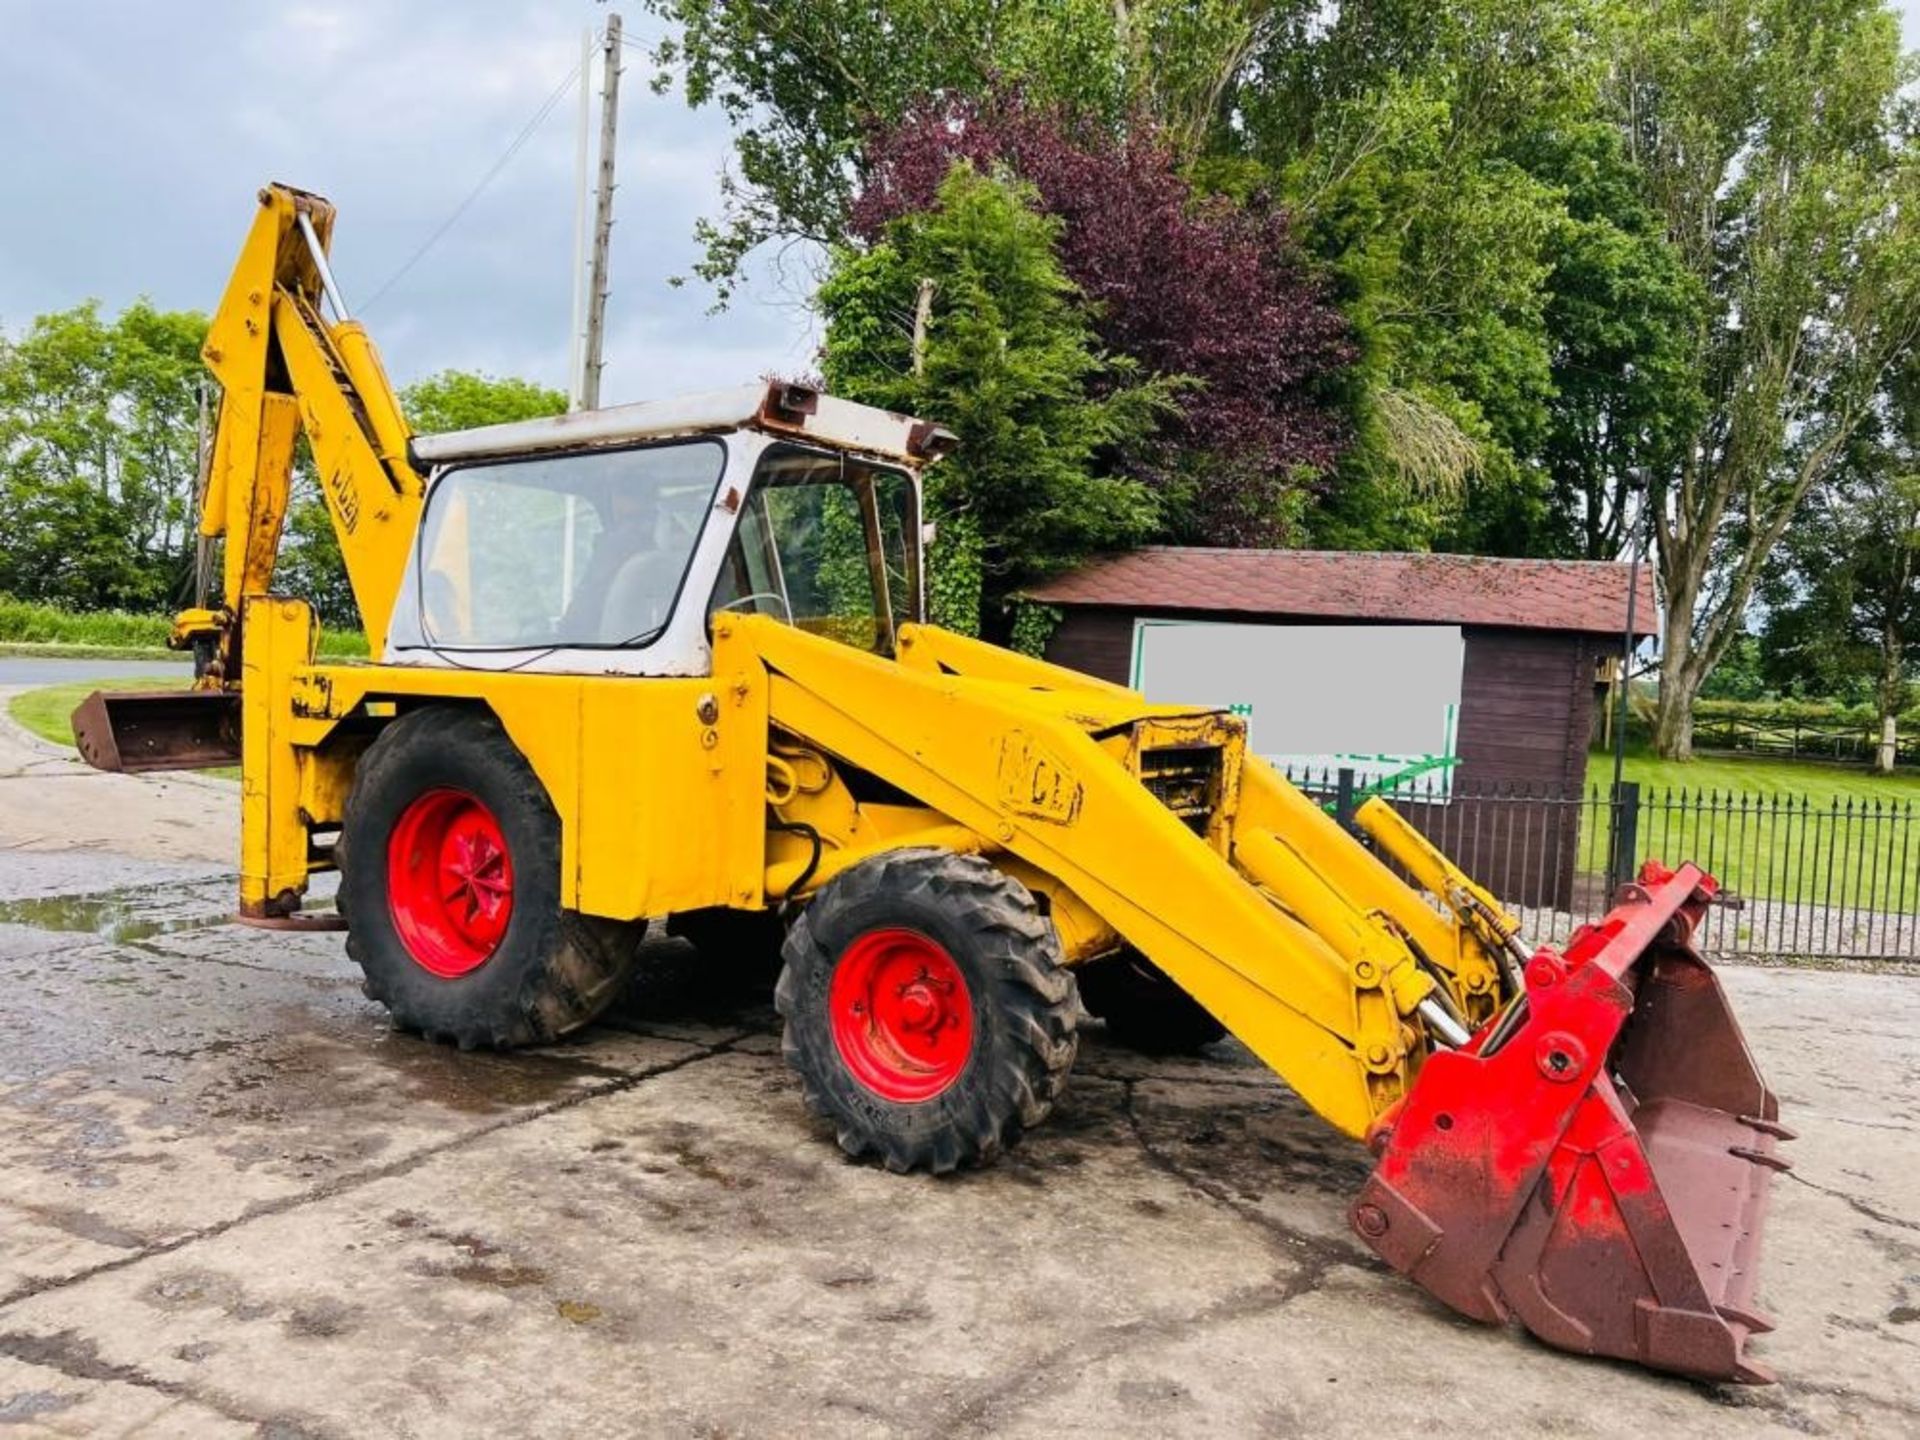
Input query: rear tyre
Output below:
<box><xmin>775</xmin><ymin>848</ymin><xmax>1080</xmax><ymax>1174</ymax></box>
<box><xmin>339</xmin><ymin>707</ymin><xmax>643</xmax><ymax>1049</ymax></box>
<box><xmin>1076</xmin><ymin>949</ymin><xmax>1227</xmax><ymax>1055</ymax></box>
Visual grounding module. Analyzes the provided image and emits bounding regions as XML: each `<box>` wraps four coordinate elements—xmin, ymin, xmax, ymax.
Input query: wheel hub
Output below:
<box><xmin>828</xmin><ymin>928</ymin><xmax>973</xmax><ymax>1102</ymax></box>
<box><xmin>387</xmin><ymin>787</ymin><xmax>514</xmax><ymax>977</ymax></box>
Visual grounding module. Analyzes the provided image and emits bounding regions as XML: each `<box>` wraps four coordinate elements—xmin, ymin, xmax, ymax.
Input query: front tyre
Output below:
<box><xmin>775</xmin><ymin>848</ymin><xmax>1080</xmax><ymax>1174</ymax></box>
<box><xmin>339</xmin><ymin>707</ymin><xmax>642</xmax><ymax>1049</ymax></box>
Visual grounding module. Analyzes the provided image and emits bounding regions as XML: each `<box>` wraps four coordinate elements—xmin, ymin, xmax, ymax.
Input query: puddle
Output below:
<box><xmin>0</xmin><ymin>888</ymin><xmax>228</xmax><ymax>943</ymax></box>
<box><xmin>0</xmin><ymin>872</ymin><xmax>338</xmax><ymax>945</ymax></box>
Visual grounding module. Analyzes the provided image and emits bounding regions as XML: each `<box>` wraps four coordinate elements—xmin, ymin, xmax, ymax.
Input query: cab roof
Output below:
<box><xmin>407</xmin><ymin>380</ymin><xmax>954</xmax><ymax>471</ymax></box>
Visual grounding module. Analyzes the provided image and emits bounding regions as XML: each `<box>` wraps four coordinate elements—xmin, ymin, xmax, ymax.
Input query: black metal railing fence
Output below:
<box><xmin>1278</xmin><ymin>766</ymin><xmax>1919</xmax><ymax>962</ymax></box>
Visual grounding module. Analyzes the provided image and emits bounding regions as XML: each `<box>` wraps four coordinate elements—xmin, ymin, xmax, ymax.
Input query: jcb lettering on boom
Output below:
<box><xmin>73</xmin><ymin>184</ymin><xmax>1791</xmax><ymax>1386</ymax></box>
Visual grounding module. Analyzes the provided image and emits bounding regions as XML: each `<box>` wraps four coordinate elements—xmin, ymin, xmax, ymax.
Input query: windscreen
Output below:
<box><xmin>414</xmin><ymin>439</ymin><xmax>724</xmax><ymax>650</ymax></box>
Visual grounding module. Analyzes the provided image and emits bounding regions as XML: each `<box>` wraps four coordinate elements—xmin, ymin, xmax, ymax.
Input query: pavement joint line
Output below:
<box><xmin>0</xmin><ymin>770</ymin><xmax>121</xmax><ymax>781</ymax></box>
<box><xmin>0</xmin><ymin>1327</ymin><xmax>317</xmax><ymax>1437</ymax></box>
<box><xmin>1118</xmin><ymin>1078</ymin><xmax>1368</xmax><ymax>1274</ymax></box>
<box><xmin>1780</xmin><ymin>1168</ymin><xmax>1920</xmax><ymax>1232</ymax></box>
<box><xmin>1</xmin><ymin>935</ymin><xmax>318</xmax><ymax>983</ymax></box>
<box><xmin>1079</xmin><ymin>1065</ymin><xmax>1279</xmax><ymax>1092</ymax></box>
<box><xmin>0</xmin><ymin>1032</ymin><xmax>752</xmax><ymax>1316</ymax></box>
<box><xmin>1705</xmin><ymin>1373</ymin><xmax>1920</xmax><ymax>1428</ymax></box>
<box><xmin>929</xmin><ymin>1266</ymin><xmax>1322</xmax><ymax>1439</ymax></box>
<box><xmin>117</xmin><ymin>943</ymin><xmax>363</xmax><ymax>988</ymax></box>
<box><xmin>1818</xmin><ymin>1112</ymin><xmax>1916</xmax><ymax>1134</ymax></box>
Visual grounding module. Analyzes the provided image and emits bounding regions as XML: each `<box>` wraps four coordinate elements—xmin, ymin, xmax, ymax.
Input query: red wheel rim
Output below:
<box><xmin>386</xmin><ymin>788</ymin><xmax>514</xmax><ymax>978</ymax></box>
<box><xmin>828</xmin><ymin>928</ymin><xmax>974</xmax><ymax>1103</ymax></box>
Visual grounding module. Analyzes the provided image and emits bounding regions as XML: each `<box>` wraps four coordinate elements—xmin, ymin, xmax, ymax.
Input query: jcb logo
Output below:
<box><xmin>325</xmin><ymin>463</ymin><xmax>360</xmax><ymax>533</ymax></box>
<box><xmin>997</xmin><ymin>730</ymin><xmax>1082</xmax><ymax>826</ymax></box>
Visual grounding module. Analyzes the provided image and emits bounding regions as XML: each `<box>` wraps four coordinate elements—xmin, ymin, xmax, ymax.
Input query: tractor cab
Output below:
<box><xmin>385</xmin><ymin>381</ymin><xmax>947</xmax><ymax>678</ymax></box>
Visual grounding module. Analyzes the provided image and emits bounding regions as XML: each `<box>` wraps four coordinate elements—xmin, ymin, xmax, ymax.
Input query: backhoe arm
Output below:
<box><xmin>181</xmin><ymin>184</ymin><xmax>422</xmax><ymax>671</ymax></box>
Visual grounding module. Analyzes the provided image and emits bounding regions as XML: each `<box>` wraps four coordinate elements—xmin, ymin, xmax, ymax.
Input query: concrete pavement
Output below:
<box><xmin>0</xmin><ymin>694</ymin><xmax>1916</xmax><ymax>1437</ymax></box>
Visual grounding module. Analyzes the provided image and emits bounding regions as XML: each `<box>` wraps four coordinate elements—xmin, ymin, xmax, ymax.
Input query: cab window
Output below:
<box><xmin>709</xmin><ymin>447</ymin><xmax>919</xmax><ymax>654</ymax></box>
<box><xmin>414</xmin><ymin>439</ymin><xmax>724</xmax><ymax>650</ymax></box>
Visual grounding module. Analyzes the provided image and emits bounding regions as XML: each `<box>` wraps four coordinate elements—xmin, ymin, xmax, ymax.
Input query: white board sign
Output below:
<box><xmin>1130</xmin><ymin>620</ymin><xmax>1464</xmax><ymax>795</ymax></box>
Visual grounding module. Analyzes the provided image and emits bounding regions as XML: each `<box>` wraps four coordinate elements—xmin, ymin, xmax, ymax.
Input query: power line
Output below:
<box><xmin>361</xmin><ymin>57</ymin><xmax>586</xmax><ymax>312</ymax></box>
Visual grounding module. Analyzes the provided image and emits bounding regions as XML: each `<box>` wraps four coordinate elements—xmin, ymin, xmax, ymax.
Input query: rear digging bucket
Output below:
<box><xmin>70</xmin><ymin>689</ymin><xmax>241</xmax><ymax>773</ymax></box>
<box><xmin>1350</xmin><ymin>862</ymin><xmax>1789</xmax><ymax>1383</ymax></box>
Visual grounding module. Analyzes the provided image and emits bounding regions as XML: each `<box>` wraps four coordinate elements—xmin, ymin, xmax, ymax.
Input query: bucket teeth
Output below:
<box><xmin>1730</xmin><ymin>1144</ymin><xmax>1792</xmax><ymax>1174</ymax></box>
<box><xmin>1739</xmin><ymin>1115</ymin><xmax>1797</xmax><ymax>1142</ymax></box>
<box><xmin>1715</xmin><ymin>1302</ymin><xmax>1776</xmax><ymax>1336</ymax></box>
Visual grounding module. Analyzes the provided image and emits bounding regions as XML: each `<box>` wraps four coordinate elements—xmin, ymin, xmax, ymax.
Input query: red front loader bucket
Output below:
<box><xmin>1351</xmin><ymin>862</ymin><xmax>1790</xmax><ymax>1383</ymax></box>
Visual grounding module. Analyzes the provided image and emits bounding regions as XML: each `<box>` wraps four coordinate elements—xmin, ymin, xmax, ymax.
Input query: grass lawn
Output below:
<box><xmin>1583</xmin><ymin>747</ymin><xmax>1920</xmax><ymax>802</ymax></box>
<box><xmin>1576</xmin><ymin>747</ymin><xmax>1919</xmax><ymax>909</ymax></box>
<box><xmin>8</xmin><ymin>678</ymin><xmax>240</xmax><ymax>780</ymax></box>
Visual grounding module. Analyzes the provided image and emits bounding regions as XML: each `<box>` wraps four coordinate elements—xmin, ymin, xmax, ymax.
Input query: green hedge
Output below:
<box><xmin>1692</xmin><ymin>697</ymin><xmax>1920</xmax><ymax>729</ymax></box>
<box><xmin>0</xmin><ymin>596</ymin><xmax>368</xmax><ymax>659</ymax></box>
<box><xmin>0</xmin><ymin>596</ymin><xmax>173</xmax><ymax>648</ymax></box>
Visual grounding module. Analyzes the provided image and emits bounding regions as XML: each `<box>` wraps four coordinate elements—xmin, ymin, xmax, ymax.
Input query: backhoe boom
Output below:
<box><xmin>184</xmin><ymin>184</ymin><xmax>422</xmax><ymax>671</ymax></box>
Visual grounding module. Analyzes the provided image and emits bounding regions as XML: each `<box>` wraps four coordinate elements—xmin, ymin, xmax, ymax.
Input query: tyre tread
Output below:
<box><xmin>341</xmin><ymin>707</ymin><xmax>642</xmax><ymax>1050</ymax></box>
<box><xmin>775</xmin><ymin>847</ymin><xmax>1079</xmax><ymax>1175</ymax></box>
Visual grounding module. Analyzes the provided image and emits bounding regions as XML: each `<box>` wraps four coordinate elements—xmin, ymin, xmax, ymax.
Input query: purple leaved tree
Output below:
<box><xmin>852</xmin><ymin>97</ymin><xmax>1355</xmax><ymax>545</ymax></box>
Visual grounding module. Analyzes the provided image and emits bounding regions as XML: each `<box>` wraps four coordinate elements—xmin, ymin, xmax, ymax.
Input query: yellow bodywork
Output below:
<box><xmin>167</xmin><ymin>183</ymin><xmax>1522</xmax><ymax>1148</ymax></box>
<box><xmin>239</xmin><ymin>593</ymin><xmax>1510</xmax><ymax>1141</ymax></box>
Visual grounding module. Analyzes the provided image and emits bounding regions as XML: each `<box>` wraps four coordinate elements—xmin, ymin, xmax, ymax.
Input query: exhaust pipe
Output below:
<box><xmin>1350</xmin><ymin>862</ymin><xmax>1788</xmax><ymax>1383</ymax></box>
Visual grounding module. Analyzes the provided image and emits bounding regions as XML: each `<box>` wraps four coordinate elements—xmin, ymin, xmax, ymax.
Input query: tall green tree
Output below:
<box><xmin>1530</xmin><ymin>123</ymin><xmax>1707</xmax><ymax>562</ymax></box>
<box><xmin>1247</xmin><ymin>0</ymin><xmax>1619</xmax><ymax>554</ymax></box>
<box><xmin>1761</xmin><ymin>360</ymin><xmax>1920</xmax><ymax>771</ymax></box>
<box><xmin>1613</xmin><ymin>0</ymin><xmax>1920</xmax><ymax>757</ymax></box>
<box><xmin>646</xmin><ymin>0</ymin><xmax>1621</xmax><ymax>556</ymax></box>
<box><xmin>640</xmin><ymin>0</ymin><xmax>1133</xmax><ymax>300</ymax></box>
<box><xmin>401</xmin><ymin>371</ymin><xmax>568</xmax><ymax>435</ymax></box>
<box><xmin>0</xmin><ymin>301</ymin><xmax>208</xmax><ymax>609</ymax></box>
<box><xmin>819</xmin><ymin>164</ymin><xmax>1176</xmax><ymax>635</ymax></box>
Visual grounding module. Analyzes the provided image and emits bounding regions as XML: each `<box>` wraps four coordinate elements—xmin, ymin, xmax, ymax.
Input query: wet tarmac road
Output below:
<box><xmin>0</xmin><ymin>696</ymin><xmax>1917</xmax><ymax>1438</ymax></box>
<box><xmin>0</xmin><ymin>658</ymin><xmax>192</xmax><ymax>687</ymax></box>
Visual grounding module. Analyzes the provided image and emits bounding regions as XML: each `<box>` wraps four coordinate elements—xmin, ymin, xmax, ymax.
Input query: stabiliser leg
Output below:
<box><xmin>1350</xmin><ymin>862</ymin><xmax>1790</xmax><ymax>1383</ymax></box>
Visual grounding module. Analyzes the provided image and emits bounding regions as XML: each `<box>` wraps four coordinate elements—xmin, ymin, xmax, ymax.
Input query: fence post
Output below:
<box><xmin>1335</xmin><ymin>767</ymin><xmax>1357</xmax><ymax>836</ymax></box>
<box><xmin>1607</xmin><ymin>780</ymin><xmax>1642</xmax><ymax>896</ymax></box>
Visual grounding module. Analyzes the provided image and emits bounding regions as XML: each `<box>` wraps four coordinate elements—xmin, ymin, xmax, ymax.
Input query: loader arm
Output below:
<box><xmin>722</xmin><ymin>613</ymin><xmax>1791</xmax><ymax>1382</ymax></box>
<box><xmin>722</xmin><ymin>614</ymin><xmax>1507</xmax><ymax>1137</ymax></box>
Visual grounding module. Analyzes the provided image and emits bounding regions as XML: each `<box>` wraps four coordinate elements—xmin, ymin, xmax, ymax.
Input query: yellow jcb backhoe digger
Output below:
<box><xmin>75</xmin><ymin>185</ymin><xmax>1791</xmax><ymax>1384</ymax></box>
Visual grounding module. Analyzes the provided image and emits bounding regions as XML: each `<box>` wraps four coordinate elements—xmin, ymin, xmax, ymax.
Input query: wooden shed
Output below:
<box><xmin>1024</xmin><ymin>548</ymin><xmax>1658</xmax><ymax>906</ymax></box>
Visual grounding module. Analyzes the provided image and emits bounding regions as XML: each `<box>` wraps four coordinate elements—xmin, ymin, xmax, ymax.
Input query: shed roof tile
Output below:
<box><xmin>1024</xmin><ymin>547</ymin><xmax>1658</xmax><ymax>638</ymax></box>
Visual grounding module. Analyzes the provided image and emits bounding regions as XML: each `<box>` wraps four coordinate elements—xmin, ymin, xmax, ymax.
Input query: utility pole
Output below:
<box><xmin>580</xmin><ymin>11</ymin><xmax>623</xmax><ymax>411</ymax></box>
<box><xmin>567</xmin><ymin>23</ymin><xmax>593</xmax><ymax>412</ymax></box>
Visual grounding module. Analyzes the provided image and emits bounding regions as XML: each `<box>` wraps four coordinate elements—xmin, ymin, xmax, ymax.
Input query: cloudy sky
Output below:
<box><xmin>0</xmin><ymin>1</ymin><xmax>823</xmax><ymax>403</ymax></box>
<box><xmin>2</xmin><ymin>1</ymin><xmax>1917</xmax><ymax>407</ymax></box>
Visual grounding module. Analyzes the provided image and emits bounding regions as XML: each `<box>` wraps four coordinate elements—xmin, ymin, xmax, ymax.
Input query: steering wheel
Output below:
<box><xmin>716</xmin><ymin>591</ymin><xmax>793</xmax><ymax>622</ymax></box>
